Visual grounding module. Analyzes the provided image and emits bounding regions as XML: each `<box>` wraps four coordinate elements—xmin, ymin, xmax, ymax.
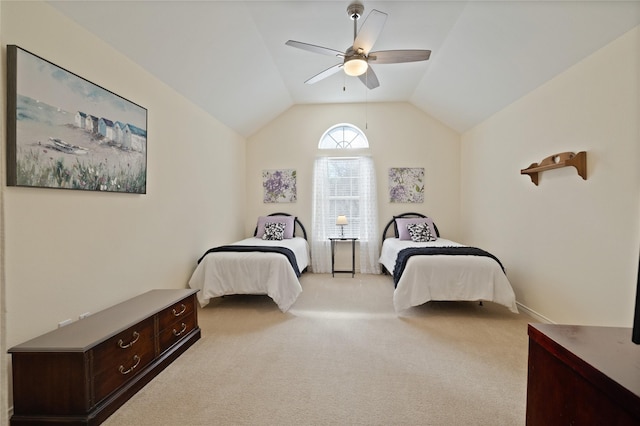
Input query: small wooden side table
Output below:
<box><xmin>329</xmin><ymin>237</ymin><xmax>358</xmax><ymax>277</ymax></box>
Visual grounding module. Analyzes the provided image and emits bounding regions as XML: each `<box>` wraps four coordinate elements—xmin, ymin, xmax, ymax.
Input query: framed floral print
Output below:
<box><xmin>389</xmin><ymin>167</ymin><xmax>424</xmax><ymax>203</ymax></box>
<box><xmin>263</xmin><ymin>169</ymin><xmax>296</xmax><ymax>203</ymax></box>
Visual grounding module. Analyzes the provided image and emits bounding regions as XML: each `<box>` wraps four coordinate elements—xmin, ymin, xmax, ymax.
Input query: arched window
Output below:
<box><xmin>318</xmin><ymin>123</ymin><xmax>369</xmax><ymax>149</ymax></box>
<box><xmin>311</xmin><ymin>124</ymin><xmax>379</xmax><ymax>274</ymax></box>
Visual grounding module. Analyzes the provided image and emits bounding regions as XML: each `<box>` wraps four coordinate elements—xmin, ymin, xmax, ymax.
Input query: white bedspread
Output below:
<box><xmin>379</xmin><ymin>238</ymin><xmax>518</xmax><ymax>313</ymax></box>
<box><xmin>188</xmin><ymin>237</ymin><xmax>309</xmax><ymax>312</ymax></box>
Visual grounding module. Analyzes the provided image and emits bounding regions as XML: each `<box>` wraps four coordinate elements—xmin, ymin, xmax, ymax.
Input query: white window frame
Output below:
<box><xmin>326</xmin><ymin>157</ymin><xmax>361</xmax><ymax>238</ymax></box>
<box><xmin>311</xmin><ymin>123</ymin><xmax>379</xmax><ymax>274</ymax></box>
<box><xmin>318</xmin><ymin>123</ymin><xmax>369</xmax><ymax>150</ymax></box>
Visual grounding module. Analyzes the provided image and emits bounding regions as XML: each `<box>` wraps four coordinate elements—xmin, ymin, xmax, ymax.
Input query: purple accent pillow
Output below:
<box><xmin>395</xmin><ymin>217</ymin><xmax>437</xmax><ymax>241</ymax></box>
<box><xmin>256</xmin><ymin>215</ymin><xmax>295</xmax><ymax>239</ymax></box>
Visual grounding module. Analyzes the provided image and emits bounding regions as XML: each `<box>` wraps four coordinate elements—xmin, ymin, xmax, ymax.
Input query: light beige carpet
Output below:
<box><xmin>104</xmin><ymin>274</ymin><xmax>532</xmax><ymax>425</ymax></box>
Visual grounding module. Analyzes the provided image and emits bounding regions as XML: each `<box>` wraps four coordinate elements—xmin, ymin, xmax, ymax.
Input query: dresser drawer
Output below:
<box><xmin>92</xmin><ymin>317</ymin><xmax>155</xmax><ymax>375</ymax></box>
<box><xmin>91</xmin><ymin>318</ymin><xmax>155</xmax><ymax>403</ymax></box>
<box><xmin>93</xmin><ymin>349</ymin><xmax>155</xmax><ymax>403</ymax></box>
<box><xmin>158</xmin><ymin>295</ymin><xmax>196</xmax><ymax>330</ymax></box>
<box><xmin>159</xmin><ymin>312</ymin><xmax>196</xmax><ymax>352</ymax></box>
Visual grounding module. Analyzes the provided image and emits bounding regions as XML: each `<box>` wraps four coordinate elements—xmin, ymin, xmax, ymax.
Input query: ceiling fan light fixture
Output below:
<box><xmin>286</xmin><ymin>5</ymin><xmax>429</xmax><ymax>89</ymax></box>
<box><xmin>343</xmin><ymin>57</ymin><xmax>368</xmax><ymax>76</ymax></box>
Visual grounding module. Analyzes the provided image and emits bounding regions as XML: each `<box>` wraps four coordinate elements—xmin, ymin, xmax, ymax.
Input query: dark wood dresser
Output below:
<box><xmin>526</xmin><ymin>323</ymin><xmax>640</xmax><ymax>425</ymax></box>
<box><xmin>9</xmin><ymin>288</ymin><xmax>201</xmax><ymax>425</ymax></box>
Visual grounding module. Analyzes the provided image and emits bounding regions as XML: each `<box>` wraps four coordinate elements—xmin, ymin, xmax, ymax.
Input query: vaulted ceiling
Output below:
<box><xmin>48</xmin><ymin>1</ymin><xmax>640</xmax><ymax>137</ymax></box>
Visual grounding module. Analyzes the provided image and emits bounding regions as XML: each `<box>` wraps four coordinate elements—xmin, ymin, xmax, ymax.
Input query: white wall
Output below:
<box><xmin>1</xmin><ymin>1</ymin><xmax>246</xmax><ymax>418</ymax></box>
<box><xmin>461</xmin><ymin>26</ymin><xmax>640</xmax><ymax>326</ymax></box>
<box><xmin>246</xmin><ymin>102</ymin><xmax>461</xmax><ymax>268</ymax></box>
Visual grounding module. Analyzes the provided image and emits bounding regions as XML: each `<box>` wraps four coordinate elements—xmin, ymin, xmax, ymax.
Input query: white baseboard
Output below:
<box><xmin>516</xmin><ymin>301</ymin><xmax>554</xmax><ymax>324</ymax></box>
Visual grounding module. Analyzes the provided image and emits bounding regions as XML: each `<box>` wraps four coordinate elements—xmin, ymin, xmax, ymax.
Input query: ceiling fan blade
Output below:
<box><xmin>353</xmin><ymin>9</ymin><xmax>388</xmax><ymax>55</ymax></box>
<box><xmin>305</xmin><ymin>63</ymin><xmax>343</xmax><ymax>85</ymax></box>
<box><xmin>285</xmin><ymin>40</ymin><xmax>344</xmax><ymax>57</ymax></box>
<box><xmin>368</xmin><ymin>50</ymin><xmax>432</xmax><ymax>64</ymax></box>
<box><xmin>358</xmin><ymin>66</ymin><xmax>380</xmax><ymax>90</ymax></box>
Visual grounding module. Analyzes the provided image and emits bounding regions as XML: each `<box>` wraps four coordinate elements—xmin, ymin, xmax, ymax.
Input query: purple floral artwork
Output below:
<box><xmin>389</xmin><ymin>167</ymin><xmax>424</xmax><ymax>203</ymax></box>
<box><xmin>263</xmin><ymin>169</ymin><xmax>297</xmax><ymax>203</ymax></box>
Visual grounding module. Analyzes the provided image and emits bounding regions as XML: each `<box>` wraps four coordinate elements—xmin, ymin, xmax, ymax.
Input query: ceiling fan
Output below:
<box><xmin>285</xmin><ymin>2</ymin><xmax>431</xmax><ymax>89</ymax></box>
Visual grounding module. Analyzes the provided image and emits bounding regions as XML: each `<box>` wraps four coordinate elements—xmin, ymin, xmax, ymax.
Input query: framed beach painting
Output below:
<box><xmin>389</xmin><ymin>167</ymin><xmax>424</xmax><ymax>203</ymax></box>
<box><xmin>6</xmin><ymin>45</ymin><xmax>147</xmax><ymax>193</ymax></box>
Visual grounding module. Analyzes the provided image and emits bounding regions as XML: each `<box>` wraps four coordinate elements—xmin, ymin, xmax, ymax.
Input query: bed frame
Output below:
<box><xmin>253</xmin><ymin>212</ymin><xmax>308</xmax><ymax>240</ymax></box>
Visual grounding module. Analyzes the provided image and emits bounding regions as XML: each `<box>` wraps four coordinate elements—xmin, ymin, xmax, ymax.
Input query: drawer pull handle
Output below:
<box><xmin>117</xmin><ymin>331</ymin><xmax>140</xmax><ymax>349</ymax></box>
<box><xmin>172</xmin><ymin>304</ymin><xmax>187</xmax><ymax>316</ymax></box>
<box><xmin>172</xmin><ymin>323</ymin><xmax>187</xmax><ymax>337</ymax></box>
<box><xmin>118</xmin><ymin>355</ymin><xmax>140</xmax><ymax>375</ymax></box>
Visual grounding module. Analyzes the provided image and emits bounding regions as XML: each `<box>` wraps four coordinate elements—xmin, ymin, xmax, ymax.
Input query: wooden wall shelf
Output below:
<box><xmin>521</xmin><ymin>151</ymin><xmax>587</xmax><ymax>186</ymax></box>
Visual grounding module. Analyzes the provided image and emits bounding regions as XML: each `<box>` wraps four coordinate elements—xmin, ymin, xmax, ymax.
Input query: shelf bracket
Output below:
<box><xmin>520</xmin><ymin>151</ymin><xmax>587</xmax><ymax>186</ymax></box>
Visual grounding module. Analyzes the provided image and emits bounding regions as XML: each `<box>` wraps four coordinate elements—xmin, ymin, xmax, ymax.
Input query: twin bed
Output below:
<box><xmin>379</xmin><ymin>213</ymin><xmax>518</xmax><ymax>313</ymax></box>
<box><xmin>189</xmin><ymin>211</ymin><xmax>517</xmax><ymax>315</ymax></box>
<box><xmin>188</xmin><ymin>213</ymin><xmax>309</xmax><ymax>312</ymax></box>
